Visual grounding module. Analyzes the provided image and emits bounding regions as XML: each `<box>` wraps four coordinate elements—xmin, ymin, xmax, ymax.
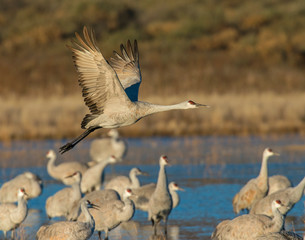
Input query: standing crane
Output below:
<box><xmin>46</xmin><ymin>150</ymin><xmax>88</xmax><ymax>185</ymax></box>
<box><xmin>37</xmin><ymin>200</ymin><xmax>98</xmax><ymax>240</ymax></box>
<box><xmin>77</xmin><ymin>188</ymin><xmax>135</xmax><ymax>240</ymax></box>
<box><xmin>104</xmin><ymin>167</ymin><xmax>147</xmax><ymax>198</ymax></box>
<box><xmin>0</xmin><ymin>172</ymin><xmax>42</xmax><ymax>203</ymax></box>
<box><xmin>90</xmin><ymin>129</ymin><xmax>127</xmax><ymax>164</ymax></box>
<box><xmin>130</xmin><ymin>181</ymin><xmax>184</xmax><ymax>212</ymax></box>
<box><xmin>232</xmin><ymin>148</ymin><xmax>279</xmax><ymax>214</ymax></box>
<box><xmin>148</xmin><ymin>155</ymin><xmax>172</xmax><ymax>236</ymax></box>
<box><xmin>250</xmin><ymin>176</ymin><xmax>305</xmax><ymax>217</ymax></box>
<box><xmin>45</xmin><ymin>171</ymin><xmax>82</xmax><ymax>219</ymax></box>
<box><xmin>212</xmin><ymin>200</ymin><xmax>285</xmax><ymax>240</ymax></box>
<box><xmin>59</xmin><ymin>27</ymin><xmax>209</xmax><ymax>153</ymax></box>
<box><xmin>81</xmin><ymin>156</ymin><xmax>118</xmax><ymax>193</ymax></box>
<box><xmin>0</xmin><ymin>188</ymin><xmax>28</xmax><ymax>239</ymax></box>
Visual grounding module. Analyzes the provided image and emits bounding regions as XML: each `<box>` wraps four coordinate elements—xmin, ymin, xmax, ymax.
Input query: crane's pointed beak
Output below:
<box><xmin>65</xmin><ymin>172</ymin><xmax>76</xmax><ymax>178</ymax></box>
<box><xmin>196</xmin><ymin>103</ymin><xmax>210</xmax><ymax>108</ymax></box>
<box><xmin>140</xmin><ymin>171</ymin><xmax>149</xmax><ymax>176</ymax></box>
<box><xmin>178</xmin><ymin>186</ymin><xmax>185</xmax><ymax>191</ymax></box>
<box><xmin>91</xmin><ymin>203</ymin><xmax>100</xmax><ymax>210</ymax></box>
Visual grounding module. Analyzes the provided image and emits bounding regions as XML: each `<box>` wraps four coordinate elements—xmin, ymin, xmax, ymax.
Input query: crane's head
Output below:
<box><xmin>272</xmin><ymin>199</ymin><xmax>283</xmax><ymax>210</ymax></box>
<box><xmin>169</xmin><ymin>182</ymin><xmax>185</xmax><ymax>192</ymax></box>
<box><xmin>123</xmin><ymin>188</ymin><xmax>133</xmax><ymax>199</ymax></box>
<box><xmin>46</xmin><ymin>150</ymin><xmax>56</xmax><ymax>159</ymax></box>
<box><xmin>160</xmin><ymin>155</ymin><xmax>169</xmax><ymax>166</ymax></box>
<box><xmin>107</xmin><ymin>155</ymin><xmax>118</xmax><ymax>164</ymax></box>
<box><xmin>263</xmin><ymin>148</ymin><xmax>280</xmax><ymax>159</ymax></box>
<box><xmin>131</xmin><ymin>167</ymin><xmax>149</xmax><ymax>176</ymax></box>
<box><xmin>186</xmin><ymin>100</ymin><xmax>210</xmax><ymax>109</ymax></box>
<box><xmin>65</xmin><ymin>171</ymin><xmax>82</xmax><ymax>183</ymax></box>
<box><xmin>18</xmin><ymin>188</ymin><xmax>28</xmax><ymax>198</ymax></box>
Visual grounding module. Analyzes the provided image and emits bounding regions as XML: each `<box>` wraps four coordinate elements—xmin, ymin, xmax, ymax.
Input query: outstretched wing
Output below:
<box><xmin>109</xmin><ymin>40</ymin><xmax>142</xmax><ymax>102</ymax></box>
<box><xmin>69</xmin><ymin>27</ymin><xmax>131</xmax><ymax>117</ymax></box>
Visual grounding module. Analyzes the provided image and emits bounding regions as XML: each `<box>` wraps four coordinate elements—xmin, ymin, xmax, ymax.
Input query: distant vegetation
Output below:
<box><xmin>1</xmin><ymin>0</ymin><xmax>305</xmax><ymax>97</ymax></box>
<box><xmin>1</xmin><ymin>0</ymin><xmax>305</xmax><ymax>140</ymax></box>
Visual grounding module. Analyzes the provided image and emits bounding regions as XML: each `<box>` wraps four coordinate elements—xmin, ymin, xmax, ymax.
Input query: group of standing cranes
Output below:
<box><xmin>211</xmin><ymin>148</ymin><xmax>304</xmax><ymax>240</ymax></box>
<box><xmin>0</xmin><ymin>132</ymin><xmax>185</xmax><ymax>240</ymax></box>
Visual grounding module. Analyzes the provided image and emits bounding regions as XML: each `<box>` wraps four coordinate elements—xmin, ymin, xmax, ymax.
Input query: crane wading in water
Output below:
<box><xmin>59</xmin><ymin>27</ymin><xmax>209</xmax><ymax>154</ymax></box>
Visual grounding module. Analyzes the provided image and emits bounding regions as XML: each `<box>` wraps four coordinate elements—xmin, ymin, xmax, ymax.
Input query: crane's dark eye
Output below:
<box><xmin>188</xmin><ymin>100</ymin><xmax>195</xmax><ymax>105</ymax></box>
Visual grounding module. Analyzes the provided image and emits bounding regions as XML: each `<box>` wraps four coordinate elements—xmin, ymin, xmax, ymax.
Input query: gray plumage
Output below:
<box><xmin>130</xmin><ymin>181</ymin><xmax>184</xmax><ymax>212</ymax></box>
<box><xmin>90</xmin><ymin>129</ymin><xmax>127</xmax><ymax>163</ymax></box>
<box><xmin>105</xmin><ymin>167</ymin><xmax>147</xmax><ymax>198</ymax></box>
<box><xmin>232</xmin><ymin>148</ymin><xmax>279</xmax><ymax>214</ymax></box>
<box><xmin>268</xmin><ymin>175</ymin><xmax>292</xmax><ymax>195</ymax></box>
<box><xmin>255</xmin><ymin>230</ymin><xmax>303</xmax><ymax>240</ymax></box>
<box><xmin>46</xmin><ymin>172</ymin><xmax>82</xmax><ymax>219</ymax></box>
<box><xmin>148</xmin><ymin>155</ymin><xmax>172</xmax><ymax>236</ymax></box>
<box><xmin>78</xmin><ymin>189</ymin><xmax>135</xmax><ymax>240</ymax></box>
<box><xmin>67</xmin><ymin>189</ymin><xmax>120</xmax><ymax>221</ymax></box>
<box><xmin>250</xmin><ymin>176</ymin><xmax>305</xmax><ymax>217</ymax></box>
<box><xmin>0</xmin><ymin>188</ymin><xmax>28</xmax><ymax>238</ymax></box>
<box><xmin>59</xmin><ymin>26</ymin><xmax>209</xmax><ymax>153</ymax></box>
<box><xmin>46</xmin><ymin>150</ymin><xmax>88</xmax><ymax>185</ymax></box>
<box><xmin>37</xmin><ymin>200</ymin><xmax>97</xmax><ymax>240</ymax></box>
<box><xmin>0</xmin><ymin>171</ymin><xmax>42</xmax><ymax>203</ymax></box>
<box><xmin>211</xmin><ymin>200</ymin><xmax>285</xmax><ymax>240</ymax></box>
<box><xmin>81</xmin><ymin>156</ymin><xmax>118</xmax><ymax>193</ymax></box>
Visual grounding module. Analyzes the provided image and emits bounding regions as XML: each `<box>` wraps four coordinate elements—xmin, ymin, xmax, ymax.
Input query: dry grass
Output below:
<box><xmin>1</xmin><ymin>92</ymin><xmax>305</xmax><ymax>142</ymax></box>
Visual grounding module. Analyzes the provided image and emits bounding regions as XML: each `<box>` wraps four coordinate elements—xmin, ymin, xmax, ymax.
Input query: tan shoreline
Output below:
<box><xmin>1</xmin><ymin>93</ymin><xmax>305</xmax><ymax>142</ymax></box>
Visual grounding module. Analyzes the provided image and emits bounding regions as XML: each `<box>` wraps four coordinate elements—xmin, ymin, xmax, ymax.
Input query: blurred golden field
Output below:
<box><xmin>0</xmin><ymin>0</ymin><xmax>305</xmax><ymax>140</ymax></box>
<box><xmin>1</xmin><ymin>92</ymin><xmax>305</xmax><ymax>142</ymax></box>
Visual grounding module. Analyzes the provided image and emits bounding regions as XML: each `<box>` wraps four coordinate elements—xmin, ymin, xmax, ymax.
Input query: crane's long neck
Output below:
<box><xmin>156</xmin><ymin>165</ymin><xmax>168</xmax><ymax>194</ymax></box>
<box><xmin>138</xmin><ymin>102</ymin><xmax>188</xmax><ymax>118</ymax></box>
<box><xmin>120</xmin><ymin>196</ymin><xmax>135</xmax><ymax>222</ymax></box>
<box><xmin>257</xmin><ymin>154</ymin><xmax>269</xmax><ymax>193</ymax></box>
<box><xmin>47</xmin><ymin>156</ymin><xmax>57</xmax><ymax>175</ymax></box>
<box><xmin>80</xmin><ymin>203</ymin><xmax>95</xmax><ymax>229</ymax></box>
<box><xmin>169</xmin><ymin>189</ymin><xmax>179</xmax><ymax>208</ymax></box>
<box><xmin>290</xmin><ymin>177</ymin><xmax>305</xmax><ymax>204</ymax></box>
<box><xmin>94</xmin><ymin>161</ymin><xmax>111</xmax><ymax>184</ymax></box>
<box><xmin>11</xmin><ymin>196</ymin><xmax>28</xmax><ymax>224</ymax></box>
<box><xmin>269</xmin><ymin>205</ymin><xmax>285</xmax><ymax>233</ymax></box>
<box><xmin>71</xmin><ymin>181</ymin><xmax>82</xmax><ymax>201</ymax></box>
<box><xmin>130</xmin><ymin>172</ymin><xmax>140</xmax><ymax>188</ymax></box>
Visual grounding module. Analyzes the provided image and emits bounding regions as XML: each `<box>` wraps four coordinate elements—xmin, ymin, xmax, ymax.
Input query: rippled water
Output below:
<box><xmin>0</xmin><ymin>135</ymin><xmax>304</xmax><ymax>239</ymax></box>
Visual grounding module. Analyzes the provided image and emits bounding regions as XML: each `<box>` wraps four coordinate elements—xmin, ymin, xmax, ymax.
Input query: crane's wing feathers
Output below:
<box><xmin>109</xmin><ymin>39</ymin><xmax>142</xmax><ymax>101</ymax></box>
<box><xmin>69</xmin><ymin>27</ymin><xmax>130</xmax><ymax>122</ymax></box>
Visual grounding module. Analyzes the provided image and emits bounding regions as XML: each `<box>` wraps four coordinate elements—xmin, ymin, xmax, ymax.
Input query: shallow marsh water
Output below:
<box><xmin>0</xmin><ymin>135</ymin><xmax>304</xmax><ymax>239</ymax></box>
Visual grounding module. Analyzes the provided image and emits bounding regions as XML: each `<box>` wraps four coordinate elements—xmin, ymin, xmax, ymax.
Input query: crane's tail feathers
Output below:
<box><xmin>81</xmin><ymin>114</ymin><xmax>99</xmax><ymax>129</ymax></box>
<box><xmin>59</xmin><ymin>126</ymin><xmax>101</xmax><ymax>154</ymax></box>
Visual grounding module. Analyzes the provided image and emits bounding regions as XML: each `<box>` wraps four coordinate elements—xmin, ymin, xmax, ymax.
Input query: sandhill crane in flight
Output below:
<box><xmin>59</xmin><ymin>27</ymin><xmax>209</xmax><ymax>153</ymax></box>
